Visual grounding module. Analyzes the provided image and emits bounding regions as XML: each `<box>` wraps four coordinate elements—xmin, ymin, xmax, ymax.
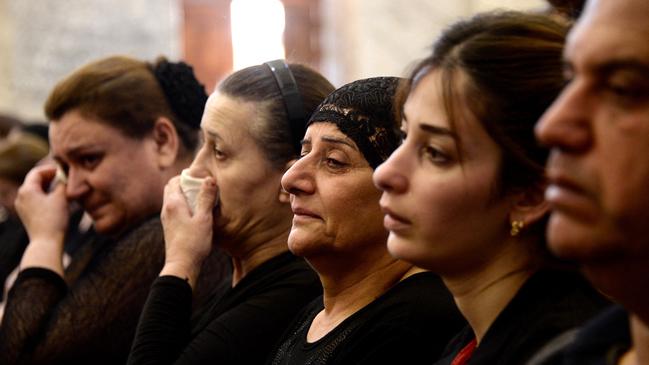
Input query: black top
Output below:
<box><xmin>0</xmin><ymin>215</ymin><xmax>28</xmax><ymax>301</ymax></box>
<box><xmin>434</xmin><ymin>270</ymin><xmax>611</xmax><ymax>365</ymax></box>
<box><xmin>0</xmin><ymin>216</ymin><xmax>230</xmax><ymax>365</ymax></box>
<box><xmin>526</xmin><ymin>305</ymin><xmax>630</xmax><ymax>365</ymax></box>
<box><xmin>0</xmin><ymin>210</ymin><xmax>89</xmax><ymax>303</ymax></box>
<box><xmin>268</xmin><ymin>271</ymin><xmax>465</xmax><ymax>365</ymax></box>
<box><xmin>127</xmin><ymin>251</ymin><xmax>322</xmax><ymax>365</ymax></box>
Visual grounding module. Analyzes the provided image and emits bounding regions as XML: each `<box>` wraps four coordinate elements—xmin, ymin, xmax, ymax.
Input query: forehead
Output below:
<box><xmin>403</xmin><ymin>70</ymin><xmax>501</xmax><ymax>157</ymax></box>
<box><xmin>201</xmin><ymin>92</ymin><xmax>257</xmax><ymax>141</ymax></box>
<box><xmin>304</xmin><ymin>123</ymin><xmax>354</xmax><ymax>146</ymax></box>
<box><xmin>49</xmin><ymin>110</ymin><xmax>128</xmax><ymax>153</ymax></box>
<box><xmin>568</xmin><ymin>0</ymin><xmax>649</xmax><ymax>67</ymax></box>
<box><xmin>403</xmin><ymin>70</ymin><xmax>474</xmax><ymax>132</ymax></box>
<box><xmin>403</xmin><ymin>71</ymin><xmax>447</xmax><ymax>127</ymax></box>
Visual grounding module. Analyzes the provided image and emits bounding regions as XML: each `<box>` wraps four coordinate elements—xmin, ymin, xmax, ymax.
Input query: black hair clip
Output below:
<box><xmin>264</xmin><ymin>59</ymin><xmax>306</xmax><ymax>153</ymax></box>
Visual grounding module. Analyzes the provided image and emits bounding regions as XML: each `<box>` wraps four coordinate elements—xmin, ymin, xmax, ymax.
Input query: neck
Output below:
<box><xmin>620</xmin><ymin>315</ymin><xmax>649</xmax><ymax>365</ymax></box>
<box><xmin>229</xmin><ymin>229</ymin><xmax>290</xmax><ymax>287</ymax></box>
<box><xmin>305</xmin><ymin>247</ymin><xmax>420</xmax><ymax>341</ymax></box>
<box><xmin>442</xmin><ymin>242</ymin><xmax>536</xmax><ymax>344</ymax></box>
<box><xmin>581</xmin><ymin>258</ymin><xmax>649</xmax><ymax>365</ymax></box>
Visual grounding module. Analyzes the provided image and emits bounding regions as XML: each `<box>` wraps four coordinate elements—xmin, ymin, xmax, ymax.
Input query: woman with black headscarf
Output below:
<box><xmin>268</xmin><ymin>77</ymin><xmax>465</xmax><ymax>365</ymax></box>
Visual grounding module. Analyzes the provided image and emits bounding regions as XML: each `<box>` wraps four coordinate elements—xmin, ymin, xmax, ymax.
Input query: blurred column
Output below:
<box><xmin>182</xmin><ymin>0</ymin><xmax>232</xmax><ymax>93</ymax></box>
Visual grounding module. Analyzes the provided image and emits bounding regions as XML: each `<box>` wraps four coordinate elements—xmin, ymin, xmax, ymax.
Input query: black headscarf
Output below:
<box><xmin>307</xmin><ymin>77</ymin><xmax>402</xmax><ymax>169</ymax></box>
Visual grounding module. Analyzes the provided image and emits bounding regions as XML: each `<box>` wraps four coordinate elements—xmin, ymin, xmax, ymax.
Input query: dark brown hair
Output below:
<box><xmin>44</xmin><ymin>56</ymin><xmax>204</xmax><ymax>155</ymax></box>
<box><xmin>218</xmin><ymin>63</ymin><xmax>335</xmax><ymax>170</ymax></box>
<box><xmin>402</xmin><ymin>11</ymin><xmax>567</xmax><ymax>197</ymax></box>
<box><xmin>399</xmin><ymin>11</ymin><xmax>568</xmax><ymax>252</ymax></box>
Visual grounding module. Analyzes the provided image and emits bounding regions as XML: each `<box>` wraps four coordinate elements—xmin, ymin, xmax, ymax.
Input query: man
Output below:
<box><xmin>534</xmin><ymin>0</ymin><xmax>649</xmax><ymax>363</ymax></box>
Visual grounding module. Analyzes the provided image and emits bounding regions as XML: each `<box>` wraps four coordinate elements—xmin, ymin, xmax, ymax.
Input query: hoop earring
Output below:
<box><xmin>510</xmin><ymin>221</ymin><xmax>524</xmax><ymax>237</ymax></box>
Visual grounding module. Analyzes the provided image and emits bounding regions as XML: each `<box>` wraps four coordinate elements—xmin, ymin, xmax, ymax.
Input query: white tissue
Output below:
<box><xmin>179</xmin><ymin>169</ymin><xmax>205</xmax><ymax>214</ymax></box>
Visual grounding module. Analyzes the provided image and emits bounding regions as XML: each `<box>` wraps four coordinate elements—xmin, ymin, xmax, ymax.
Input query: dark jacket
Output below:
<box><xmin>434</xmin><ymin>270</ymin><xmax>610</xmax><ymax>365</ymax></box>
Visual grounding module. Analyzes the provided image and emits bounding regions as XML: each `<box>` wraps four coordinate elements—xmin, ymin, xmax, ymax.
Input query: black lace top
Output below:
<box><xmin>269</xmin><ymin>271</ymin><xmax>465</xmax><ymax>365</ymax></box>
<box><xmin>0</xmin><ymin>216</ymin><xmax>229</xmax><ymax>365</ymax></box>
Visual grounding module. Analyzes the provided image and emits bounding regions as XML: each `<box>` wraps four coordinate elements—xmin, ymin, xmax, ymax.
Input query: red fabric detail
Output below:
<box><xmin>450</xmin><ymin>338</ymin><xmax>477</xmax><ymax>365</ymax></box>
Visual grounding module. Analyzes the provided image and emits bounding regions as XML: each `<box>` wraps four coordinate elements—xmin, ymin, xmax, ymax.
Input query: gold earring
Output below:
<box><xmin>510</xmin><ymin>221</ymin><xmax>524</xmax><ymax>237</ymax></box>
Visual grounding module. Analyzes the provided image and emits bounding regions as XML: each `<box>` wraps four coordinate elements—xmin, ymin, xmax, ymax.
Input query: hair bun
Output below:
<box><xmin>153</xmin><ymin>59</ymin><xmax>207</xmax><ymax>129</ymax></box>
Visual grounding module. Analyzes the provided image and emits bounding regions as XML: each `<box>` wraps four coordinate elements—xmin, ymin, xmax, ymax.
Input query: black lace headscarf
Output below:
<box><xmin>307</xmin><ymin>77</ymin><xmax>402</xmax><ymax>169</ymax></box>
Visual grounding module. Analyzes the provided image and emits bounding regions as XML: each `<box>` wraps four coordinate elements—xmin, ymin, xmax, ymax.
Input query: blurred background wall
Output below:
<box><xmin>0</xmin><ymin>0</ymin><xmax>545</xmax><ymax>123</ymax></box>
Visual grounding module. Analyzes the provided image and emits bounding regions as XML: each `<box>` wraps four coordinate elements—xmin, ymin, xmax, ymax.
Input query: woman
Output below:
<box><xmin>0</xmin><ymin>55</ymin><xmax>228</xmax><ymax>365</ymax></box>
<box><xmin>268</xmin><ymin>77</ymin><xmax>464</xmax><ymax>365</ymax></box>
<box><xmin>373</xmin><ymin>12</ymin><xmax>610</xmax><ymax>365</ymax></box>
<box><xmin>127</xmin><ymin>60</ymin><xmax>334</xmax><ymax>365</ymax></box>
<box><xmin>0</xmin><ymin>129</ymin><xmax>49</xmax><ymax>303</ymax></box>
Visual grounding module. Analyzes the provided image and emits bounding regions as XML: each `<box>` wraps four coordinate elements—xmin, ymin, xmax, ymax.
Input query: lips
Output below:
<box><xmin>545</xmin><ymin>163</ymin><xmax>597</xmax><ymax>221</ymax></box>
<box><xmin>292</xmin><ymin>206</ymin><xmax>322</xmax><ymax>220</ymax></box>
<box><xmin>380</xmin><ymin>204</ymin><xmax>411</xmax><ymax>232</ymax></box>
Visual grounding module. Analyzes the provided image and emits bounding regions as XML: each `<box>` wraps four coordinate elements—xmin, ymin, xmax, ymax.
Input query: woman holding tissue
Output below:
<box><xmin>0</xmin><ymin>55</ymin><xmax>230</xmax><ymax>365</ymax></box>
<box><xmin>127</xmin><ymin>60</ymin><xmax>334</xmax><ymax>365</ymax></box>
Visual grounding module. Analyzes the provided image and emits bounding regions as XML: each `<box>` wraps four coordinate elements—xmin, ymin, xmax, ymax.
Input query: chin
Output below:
<box><xmin>287</xmin><ymin>228</ymin><xmax>328</xmax><ymax>259</ymax></box>
<box><xmin>91</xmin><ymin>214</ymin><xmax>128</xmax><ymax>235</ymax></box>
<box><xmin>547</xmin><ymin>214</ymin><xmax>619</xmax><ymax>264</ymax></box>
<box><xmin>387</xmin><ymin>234</ymin><xmax>424</xmax><ymax>265</ymax></box>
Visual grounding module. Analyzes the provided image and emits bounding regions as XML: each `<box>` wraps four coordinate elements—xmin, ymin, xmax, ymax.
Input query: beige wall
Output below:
<box><xmin>0</xmin><ymin>0</ymin><xmax>13</xmax><ymax>119</ymax></box>
<box><xmin>321</xmin><ymin>0</ymin><xmax>547</xmax><ymax>86</ymax></box>
<box><xmin>0</xmin><ymin>0</ymin><xmax>549</xmax><ymax>120</ymax></box>
<box><xmin>0</xmin><ymin>0</ymin><xmax>181</xmax><ymax>121</ymax></box>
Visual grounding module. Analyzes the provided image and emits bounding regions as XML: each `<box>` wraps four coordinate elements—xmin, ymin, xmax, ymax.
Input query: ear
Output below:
<box><xmin>278</xmin><ymin>158</ymin><xmax>298</xmax><ymax>204</ymax></box>
<box><xmin>508</xmin><ymin>183</ymin><xmax>550</xmax><ymax>229</ymax></box>
<box><xmin>151</xmin><ymin>117</ymin><xmax>180</xmax><ymax>169</ymax></box>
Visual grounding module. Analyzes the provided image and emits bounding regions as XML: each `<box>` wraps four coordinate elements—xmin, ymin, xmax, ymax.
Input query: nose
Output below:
<box><xmin>373</xmin><ymin>144</ymin><xmax>409</xmax><ymax>194</ymax></box>
<box><xmin>535</xmin><ymin>81</ymin><xmax>592</xmax><ymax>153</ymax></box>
<box><xmin>65</xmin><ymin>167</ymin><xmax>90</xmax><ymax>200</ymax></box>
<box><xmin>281</xmin><ymin>156</ymin><xmax>315</xmax><ymax>196</ymax></box>
<box><xmin>186</xmin><ymin>144</ymin><xmax>213</xmax><ymax>179</ymax></box>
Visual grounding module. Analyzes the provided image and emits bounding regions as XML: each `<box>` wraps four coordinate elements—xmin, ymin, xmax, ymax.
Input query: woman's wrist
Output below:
<box><xmin>160</xmin><ymin>259</ymin><xmax>203</xmax><ymax>289</ymax></box>
<box><xmin>19</xmin><ymin>237</ymin><xmax>66</xmax><ymax>276</ymax></box>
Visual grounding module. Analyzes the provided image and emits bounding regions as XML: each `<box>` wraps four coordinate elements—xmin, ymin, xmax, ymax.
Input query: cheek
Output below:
<box><xmin>216</xmin><ymin>168</ymin><xmax>280</xmax><ymax>216</ymax></box>
<box><xmin>327</xmin><ymin>182</ymin><xmax>386</xmax><ymax>240</ymax></box>
<box><xmin>413</xmin><ymin>173</ymin><xmax>500</xmax><ymax>241</ymax></box>
<box><xmin>103</xmin><ymin>159</ymin><xmax>160</xmax><ymax>209</ymax></box>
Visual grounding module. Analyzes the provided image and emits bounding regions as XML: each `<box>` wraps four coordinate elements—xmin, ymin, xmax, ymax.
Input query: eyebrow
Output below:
<box><xmin>301</xmin><ymin>135</ymin><xmax>358</xmax><ymax>151</ymax></box>
<box><xmin>65</xmin><ymin>144</ymin><xmax>100</xmax><ymax>156</ymax></box>
<box><xmin>203</xmin><ymin>129</ymin><xmax>222</xmax><ymax>142</ymax></box>
<box><xmin>579</xmin><ymin>58</ymin><xmax>649</xmax><ymax>78</ymax></box>
<box><xmin>53</xmin><ymin>144</ymin><xmax>99</xmax><ymax>164</ymax></box>
<box><xmin>418</xmin><ymin>123</ymin><xmax>457</xmax><ymax>139</ymax></box>
<box><xmin>402</xmin><ymin>114</ymin><xmax>457</xmax><ymax>139</ymax></box>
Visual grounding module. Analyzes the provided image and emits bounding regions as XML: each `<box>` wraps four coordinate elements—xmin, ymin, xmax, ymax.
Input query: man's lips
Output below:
<box><xmin>545</xmin><ymin>174</ymin><xmax>598</xmax><ymax>221</ymax></box>
<box><xmin>292</xmin><ymin>206</ymin><xmax>321</xmax><ymax>220</ymax></box>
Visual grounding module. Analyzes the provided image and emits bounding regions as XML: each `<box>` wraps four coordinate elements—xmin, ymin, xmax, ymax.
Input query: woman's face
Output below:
<box><xmin>281</xmin><ymin>123</ymin><xmax>387</xmax><ymax>260</ymax></box>
<box><xmin>188</xmin><ymin>93</ymin><xmax>290</xmax><ymax>249</ymax></box>
<box><xmin>373</xmin><ymin>70</ymin><xmax>513</xmax><ymax>275</ymax></box>
<box><xmin>50</xmin><ymin>110</ymin><xmax>168</xmax><ymax>234</ymax></box>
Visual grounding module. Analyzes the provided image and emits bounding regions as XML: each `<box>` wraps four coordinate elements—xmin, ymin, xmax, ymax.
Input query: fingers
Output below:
<box><xmin>22</xmin><ymin>164</ymin><xmax>58</xmax><ymax>192</ymax></box>
<box><xmin>162</xmin><ymin>176</ymin><xmax>188</xmax><ymax>218</ymax></box>
<box><xmin>195</xmin><ymin>177</ymin><xmax>218</xmax><ymax>216</ymax></box>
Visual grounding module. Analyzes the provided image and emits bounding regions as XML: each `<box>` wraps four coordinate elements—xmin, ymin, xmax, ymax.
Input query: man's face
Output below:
<box><xmin>536</xmin><ymin>0</ymin><xmax>649</xmax><ymax>271</ymax></box>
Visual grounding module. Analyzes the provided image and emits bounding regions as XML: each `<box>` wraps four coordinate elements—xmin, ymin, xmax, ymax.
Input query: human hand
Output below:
<box><xmin>15</xmin><ymin>164</ymin><xmax>70</xmax><ymax>275</ymax></box>
<box><xmin>15</xmin><ymin>164</ymin><xmax>70</xmax><ymax>243</ymax></box>
<box><xmin>160</xmin><ymin>175</ymin><xmax>218</xmax><ymax>288</ymax></box>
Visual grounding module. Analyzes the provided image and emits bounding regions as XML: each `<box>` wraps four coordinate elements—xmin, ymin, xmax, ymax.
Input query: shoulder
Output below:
<box><xmin>526</xmin><ymin>306</ymin><xmax>630</xmax><ymax>365</ymax></box>
<box><xmin>475</xmin><ymin>270</ymin><xmax>611</xmax><ymax>364</ymax></box>
<box><xmin>118</xmin><ymin>215</ymin><xmax>163</xmax><ymax>243</ymax></box>
<box><xmin>369</xmin><ymin>272</ymin><xmax>460</xmax><ymax>322</ymax></box>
